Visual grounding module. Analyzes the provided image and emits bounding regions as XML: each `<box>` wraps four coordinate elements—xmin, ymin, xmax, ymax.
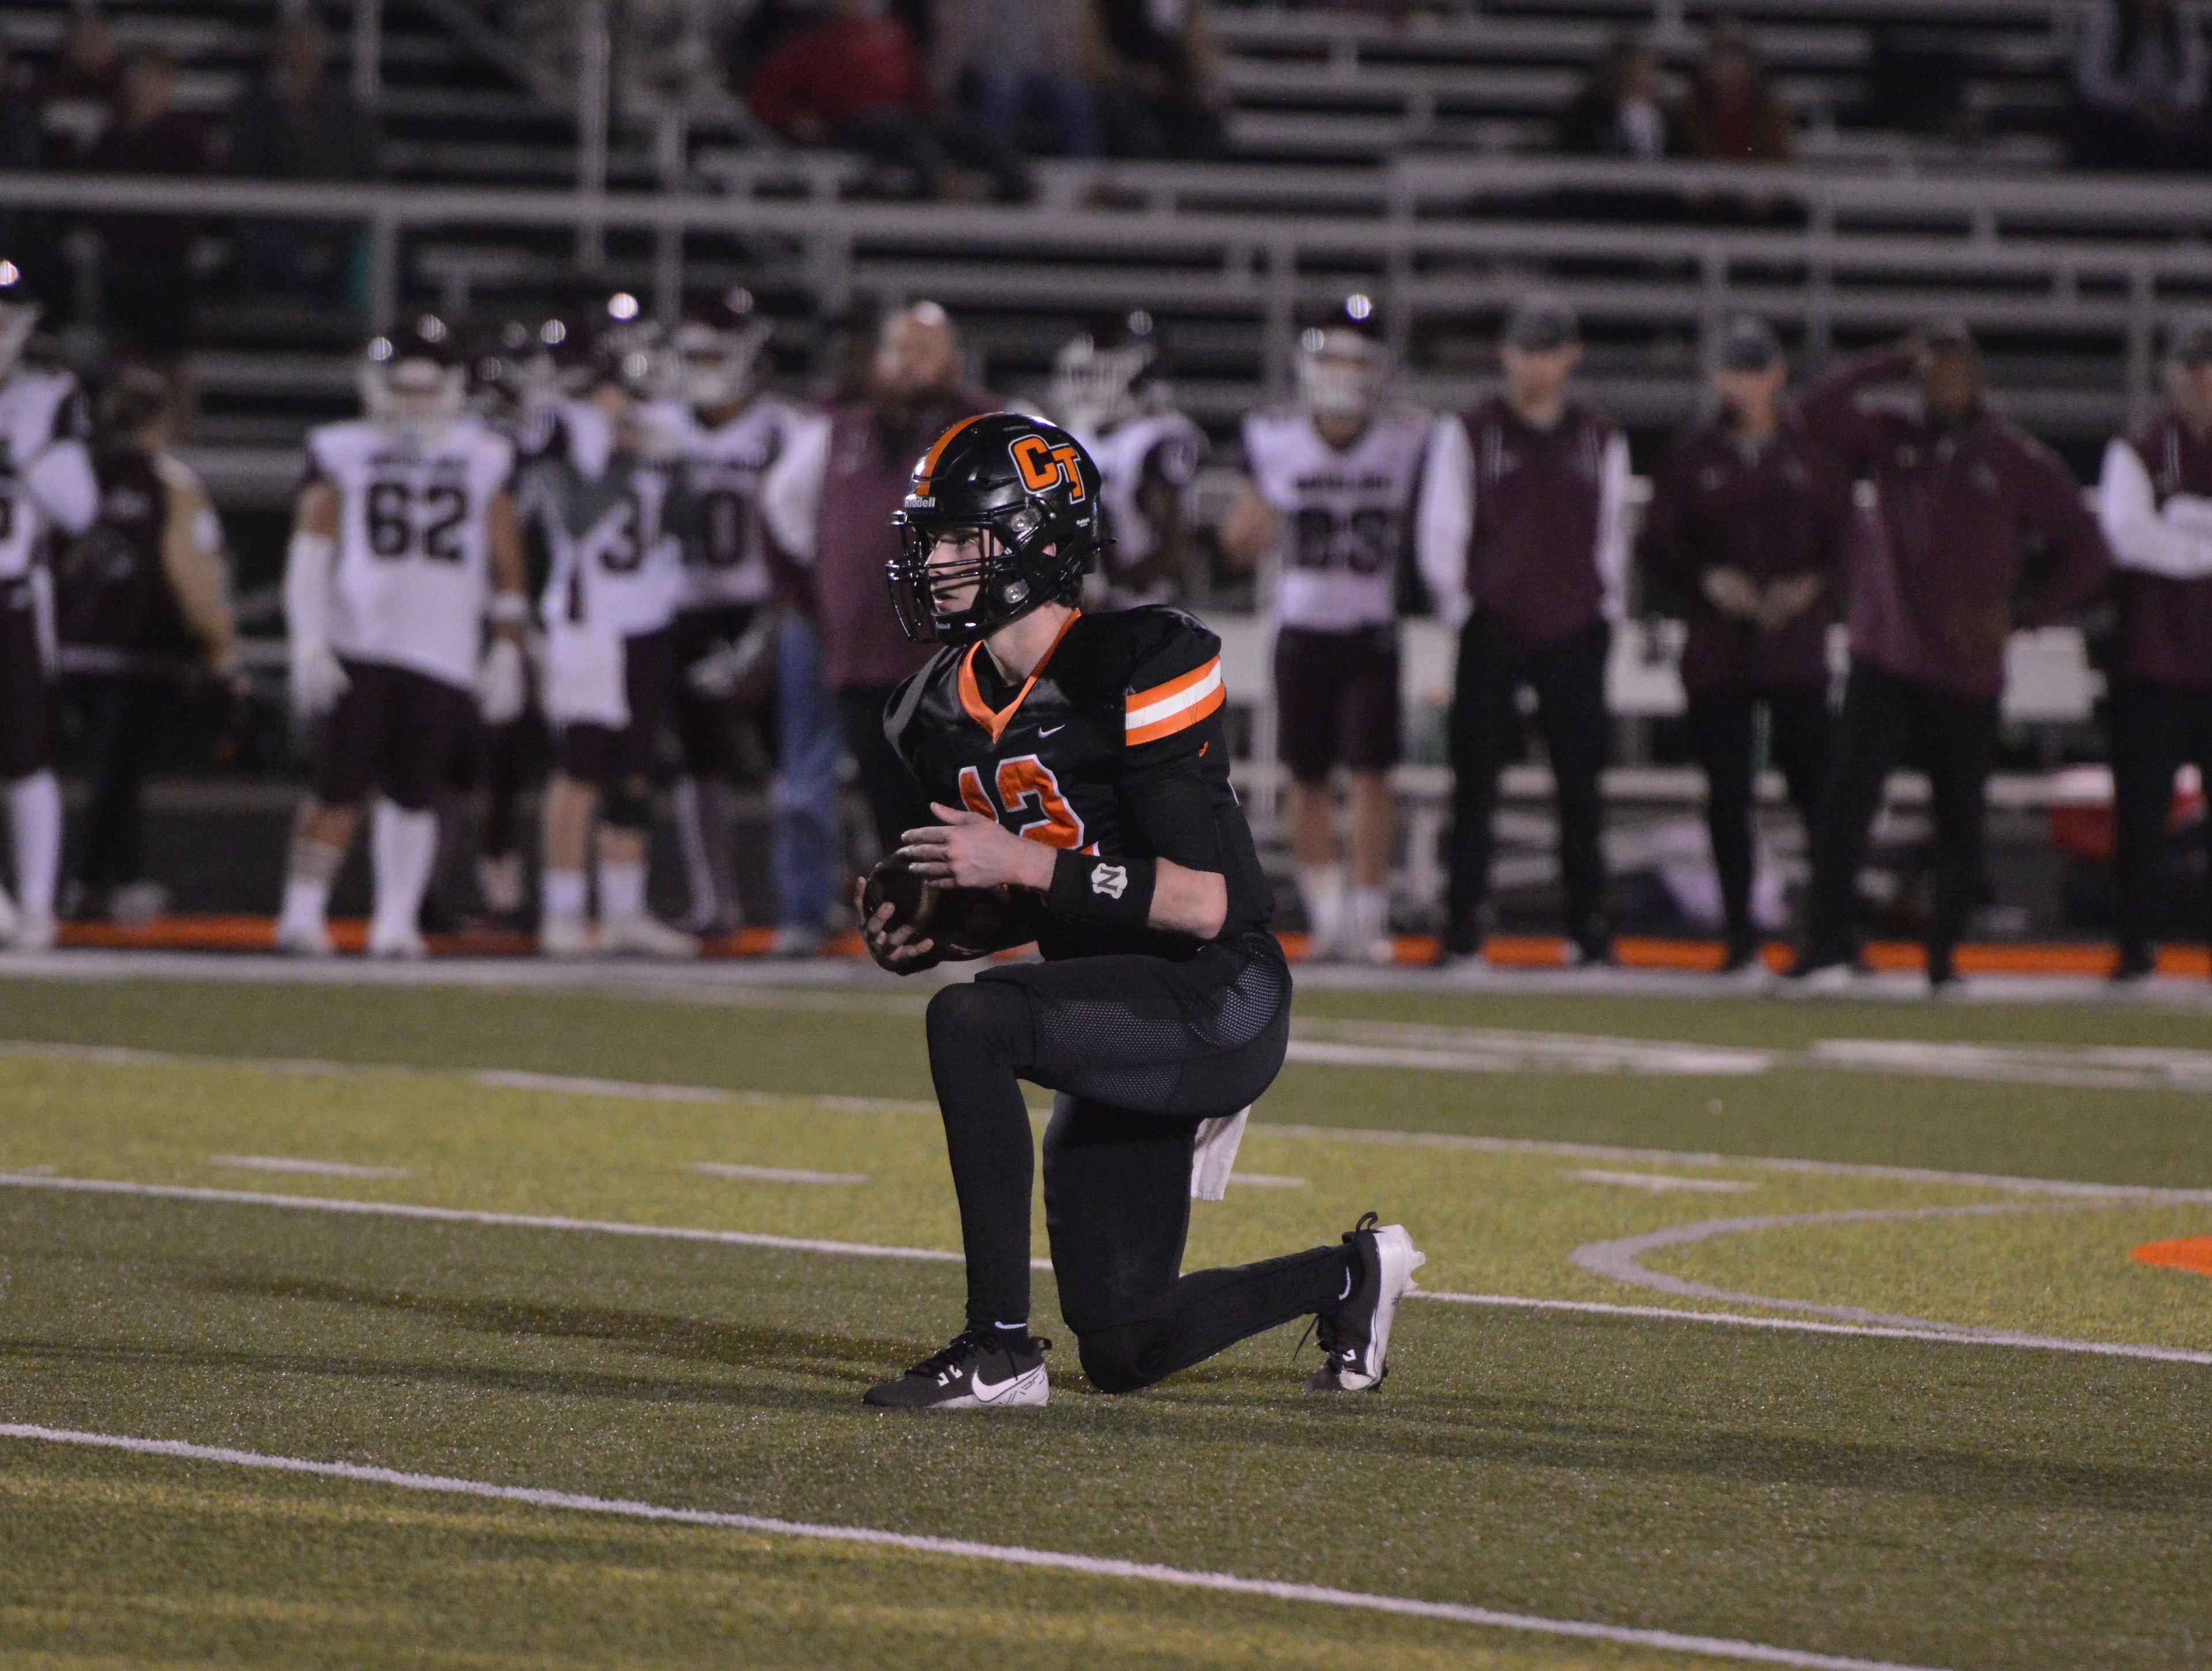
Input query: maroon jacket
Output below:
<box><xmin>2109</xmin><ymin>415</ymin><xmax>2212</xmax><ymax>690</ymax></box>
<box><xmin>1640</xmin><ymin>415</ymin><xmax>1851</xmax><ymax>691</ymax></box>
<box><xmin>1800</xmin><ymin>349</ymin><xmax>2111</xmax><ymax>700</ymax></box>
<box><xmin>812</xmin><ymin>392</ymin><xmax>987</xmax><ymax>692</ymax></box>
<box><xmin>1459</xmin><ymin>396</ymin><xmax>1616</xmax><ymax>647</ymax></box>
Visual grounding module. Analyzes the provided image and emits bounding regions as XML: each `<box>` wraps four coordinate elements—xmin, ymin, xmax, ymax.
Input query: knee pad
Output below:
<box><xmin>1075</xmin><ymin>1321</ymin><xmax>1168</xmax><ymax>1396</ymax></box>
<box><xmin>601</xmin><ymin>780</ymin><xmax>653</xmax><ymax>832</ymax></box>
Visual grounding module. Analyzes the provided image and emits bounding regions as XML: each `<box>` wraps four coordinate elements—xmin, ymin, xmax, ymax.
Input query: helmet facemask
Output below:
<box><xmin>361</xmin><ymin>352</ymin><xmax>465</xmax><ymax>434</ymax></box>
<box><xmin>891</xmin><ymin>504</ymin><xmax>1072</xmax><ymax>647</ymax></box>
<box><xmin>1050</xmin><ymin>334</ymin><xmax>1153</xmax><ymax>433</ymax></box>
<box><xmin>676</xmin><ymin>317</ymin><xmax>771</xmax><ymax>413</ymax></box>
<box><xmin>1296</xmin><ymin>327</ymin><xmax>1382</xmax><ymax>419</ymax></box>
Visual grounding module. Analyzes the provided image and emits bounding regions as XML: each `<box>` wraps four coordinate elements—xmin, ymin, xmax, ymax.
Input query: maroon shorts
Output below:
<box><xmin>556</xmin><ymin>627</ymin><xmax>676</xmax><ymax>790</ymax></box>
<box><xmin>315</xmin><ymin>658</ymin><xmax>480</xmax><ymax>811</ymax></box>
<box><xmin>0</xmin><ymin>578</ymin><xmax>51</xmax><ymax>780</ymax></box>
<box><xmin>1272</xmin><ymin>623</ymin><xmax>1401</xmax><ymax>783</ymax></box>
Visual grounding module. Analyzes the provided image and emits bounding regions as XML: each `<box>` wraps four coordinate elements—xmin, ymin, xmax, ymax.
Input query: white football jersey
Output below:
<box><xmin>0</xmin><ymin>365</ymin><xmax>94</xmax><ymax>580</ymax></box>
<box><xmin>531</xmin><ymin>400</ymin><xmax>683</xmax><ymax>640</ymax></box>
<box><xmin>1242</xmin><ymin>406</ymin><xmax>1430</xmax><ymax>630</ymax></box>
<box><xmin>669</xmin><ymin>394</ymin><xmax>809</xmax><ymax>611</ymax></box>
<box><xmin>309</xmin><ymin>415</ymin><xmax>516</xmax><ymax>690</ymax></box>
<box><xmin>1071</xmin><ymin>410</ymin><xmax>1206</xmax><ymax>608</ymax></box>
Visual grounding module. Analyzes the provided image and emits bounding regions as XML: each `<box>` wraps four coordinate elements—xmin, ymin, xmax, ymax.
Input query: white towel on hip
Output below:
<box><xmin>1190</xmin><ymin>1106</ymin><xmax>1250</xmax><ymax>1201</ymax></box>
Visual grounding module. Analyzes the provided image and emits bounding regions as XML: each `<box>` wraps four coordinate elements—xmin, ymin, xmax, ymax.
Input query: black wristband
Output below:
<box><xmin>1048</xmin><ymin>850</ymin><xmax>1157</xmax><ymax>931</ymax></box>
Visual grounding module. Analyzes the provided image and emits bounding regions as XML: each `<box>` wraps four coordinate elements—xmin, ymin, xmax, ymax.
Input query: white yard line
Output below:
<box><xmin>1570</xmin><ymin>1170</ymin><xmax>1757</xmax><ymax>1194</ymax></box>
<box><xmin>691</xmin><ymin>1163</ymin><xmax>869</xmax><ymax>1186</ymax></box>
<box><xmin>2</xmin><ymin>1169</ymin><xmax>2199</xmax><ymax>1363</ymax></box>
<box><xmin>0</xmin><ymin>1422</ymin><xmax>1956</xmax><ymax>1671</ymax></box>
<box><xmin>10</xmin><ymin>1037</ymin><xmax>2212</xmax><ymax>1203</ymax></box>
<box><xmin>1406</xmin><ymin>1291</ymin><xmax>2212</xmax><ymax>1366</ymax></box>
<box><xmin>211</xmin><ymin>1156</ymin><xmax>410</xmax><ymax>1180</ymax></box>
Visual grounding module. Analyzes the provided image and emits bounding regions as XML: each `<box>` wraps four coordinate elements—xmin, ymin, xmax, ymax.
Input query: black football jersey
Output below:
<box><xmin>884</xmin><ymin>606</ymin><xmax>1274</xmax><ymax>961</ymax></box>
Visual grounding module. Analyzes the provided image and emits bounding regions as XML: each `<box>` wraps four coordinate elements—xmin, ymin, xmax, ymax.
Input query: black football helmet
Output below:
<box><xmin>888</xmin><ymin>411</ymin><xmax>1105</xmax><ymax>646</ymax></box>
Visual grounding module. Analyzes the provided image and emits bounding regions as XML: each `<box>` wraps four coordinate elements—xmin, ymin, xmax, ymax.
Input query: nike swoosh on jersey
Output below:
<box><xmin>1037</xmin><ymin>724</ymin><xmax>1065</xmax><ymax>736</ymax></box>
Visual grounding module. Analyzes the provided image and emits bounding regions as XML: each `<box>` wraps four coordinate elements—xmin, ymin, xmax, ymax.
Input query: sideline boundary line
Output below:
<box><xmin>2</xmin><ymin>1170</ymin><xmax>2200</xmax><ymax>1363</ymax></box>
<box><xmin>10</xmin><ymin>1038</ymin><xmax>2212</xmax><ymax>1202</ymax></box>
<box><xmin>0</xmin><ymin>1422</ymin><xmax>1954</xmax><ymax>1671</ymax></box>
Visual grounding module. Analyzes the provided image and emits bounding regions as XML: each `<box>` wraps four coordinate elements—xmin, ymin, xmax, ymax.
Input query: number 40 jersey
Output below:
<box><xmin>306</xmin><ymin>415</ymin><xmax>516</xmax><ymax>691</ymax></box>
<box><xmin>1240</xmin><ymin>405</ymin><xmax>1431</xmax><ymax>632</ymax></box>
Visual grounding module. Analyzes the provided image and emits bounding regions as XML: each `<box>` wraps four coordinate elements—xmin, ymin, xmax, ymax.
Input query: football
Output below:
<box><xmin>862</xmin><ymin>852</ymin><xmax>1045</xmax><ymax>959</ymax></box>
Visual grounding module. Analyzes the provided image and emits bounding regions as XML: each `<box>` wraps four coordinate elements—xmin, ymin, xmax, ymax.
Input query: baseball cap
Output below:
<box><xmin>2165</xmin><ymin>312</ymin><xmax>2212</xmax><ymax>366</ymax></box>
<box><xmin>1717</xmin><ymin>316</ymin><xmax>1782</xmax><ymax>372</ymax></box>
<box><xmin>1503</xmin><ymin>293</ymin><xmax>1579</xmax><ymax>353</ymax></box>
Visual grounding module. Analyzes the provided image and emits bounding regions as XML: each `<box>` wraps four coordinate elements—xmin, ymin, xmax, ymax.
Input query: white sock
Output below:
<box><xmin>1297</xmin><ymin>864</ymin><xmax>1344</xmax><ymax>950</ymax></box>
<box><xmin>600</xmin><ymin>860</ymin><xmax>646</xmax><ymax>923</ymax></box>
<box><xmin>279</xmin><ymin>876</ymin><xmax>331</xmax><ymax>937</ymax></box>
<box><xmin>1346</xmin><ymin>884</ymin><xmax>1389</xmax><ymax>946</ymax></box>
<box><xmin>542</xmin><ymin>868</ymin><xmax>588</xmax><ymax>924</ymax></box>
<box><xmin>369</xmin><ymin>800</ymin><xmax>438</xmax><ymax>943</ymax></box>
<box><xmin>8</xmin><ymin>771</ymin><xmax>60</xmax><ymax>923</ymax></box>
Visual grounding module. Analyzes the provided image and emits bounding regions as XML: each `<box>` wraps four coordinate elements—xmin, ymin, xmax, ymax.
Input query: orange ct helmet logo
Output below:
<box><xmin>1009</xmin><ymin>434</ymin><xmax>1087</xmax><ymax>500</ymax></box>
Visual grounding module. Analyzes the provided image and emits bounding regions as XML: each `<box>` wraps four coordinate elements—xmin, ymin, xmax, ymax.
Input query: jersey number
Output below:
<box><xmin>957</xmin><ymin>756</ymin><xmax>1085</xmax><ymax>850</ymax></box>
<box><xmin>1290</xmin><ymin>506</ymin><xmax>1397</xmax><ymax>576</ymax></box>
<box><xmin>690</xmin><ymin>487</ymin><xmax>751</xmax><ymax>569</ymax></box>
<box><xmin>594</xmin><ymin>493</ymin><xmax>647</xmax><ymax>573</ymax></box>
<box><xmin>366</xmin><ymin>480</ymin><xmax>469</xmax><ymax>563</ymax></box>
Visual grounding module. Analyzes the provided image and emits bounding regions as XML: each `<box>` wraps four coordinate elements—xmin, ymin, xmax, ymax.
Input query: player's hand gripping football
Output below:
<box><xmin>855</xmin><ymin>874</ymin><xmax>937</xmax><ymax>971</ymax></box>
<box><xmin>900</xmin><ymin>803</ymin><xmax>1056</xmax><ymax>892</ymax></box>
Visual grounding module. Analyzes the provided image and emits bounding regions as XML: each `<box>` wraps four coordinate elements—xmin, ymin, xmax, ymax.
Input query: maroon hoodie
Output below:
<box><xmin>1639</xmin><ymin>414</ymin><xmax>1851</xmax><ymax>691</ymax></box>
<box><xmin>1800</xmin><ymin>349</ymin><xmax>2111</xmax><ymax>700</ymax></box>
<box><xmin>812</xmin><ymin>391</ymin><xmax>987</xmax><ymax>692</ymax></box>
<box><xmin>2108</xmin><ymin>414</ymin><xmax>2212</xmax><ymax>690</ymax></box>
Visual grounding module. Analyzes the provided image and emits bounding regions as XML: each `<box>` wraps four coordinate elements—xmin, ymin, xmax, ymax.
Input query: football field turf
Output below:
<box><xmin>1</xmin><ymin>970</ymin><xmax>2208</xmax><ymax>1670</ymax></box>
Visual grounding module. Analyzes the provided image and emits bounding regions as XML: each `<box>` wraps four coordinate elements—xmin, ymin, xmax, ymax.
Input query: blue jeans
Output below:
<box><xmin>772</xmin><ymin>612</ymin><xmax>844</xmax><ymax>931</ymax></box>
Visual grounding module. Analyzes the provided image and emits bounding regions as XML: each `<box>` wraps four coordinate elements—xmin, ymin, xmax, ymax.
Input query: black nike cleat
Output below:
<box><xmin>1305</xmin><ymin>1212</ymin><xmax>1425</xmax><ymax>1393</ymax></box>
<box><xmin>863</xmin><ymin>1328</ymin><xmax>1051</xmax><ymax>1409</ymax></box>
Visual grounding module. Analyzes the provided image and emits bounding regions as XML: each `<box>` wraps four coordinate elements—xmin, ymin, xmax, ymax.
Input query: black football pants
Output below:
<box><xmin>923</xmin><ymin>932</ymin><xmax>1353</xmax><ymax>1393</ymax></box>
<box><xmin>1803</xmin><ymin>660</ymin><xmax>1998</xmax><ymax>978</ymax></box>
<box><xmin>1684</xmin><ymin>686</ymin><xmax>1831</xmax><ymax>950</ymax></box>
<box><xmin>1446</xmin><ymin>614</ymin><xmax>1612</xmax><ymax>940</ymax></box>
<box><xmin>2108</xmin><ymin>681</ymin><xmax>2212</xmax><ymax>957</ymax></box>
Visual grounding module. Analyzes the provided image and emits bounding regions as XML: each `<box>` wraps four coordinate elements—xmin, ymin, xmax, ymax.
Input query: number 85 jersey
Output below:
<box><xmin>308</xmin><ymin>415</ymin><xmax>516</xmax><ymax>691</ymax></box>
<box><xmin>885</xmin><ymin>606</ymin><xmax>1274</xmax><ymax>962</ymax></box>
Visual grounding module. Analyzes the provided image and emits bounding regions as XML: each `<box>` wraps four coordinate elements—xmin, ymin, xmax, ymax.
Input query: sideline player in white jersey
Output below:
<box><xmin>276</xmin><ymin>316</ymin><xmax>530</xmax><ymax>957</ymax></box>
<box><xmin>527</xmin><ymin>296</ymin><xmax>694</xmax><ymax>958</ymax></box>
<box><xmin>661</xmin><ymin>288</ymin><xmax>804</xmax><ymax>938</ymax></box>
<box><xmin>1221</xmin><ymin>296</ymin><xmax>1429</xmax><ymax>963</ymax></box>
<box><xmin>1048</xmin><ymin>311</ymin><xmax>1206</xmax><ymax>609</ymax></box>
<box><xmin>0</xmin><ymin>264</ymin><xmax>96</xmax><ymax>949</ymax></box>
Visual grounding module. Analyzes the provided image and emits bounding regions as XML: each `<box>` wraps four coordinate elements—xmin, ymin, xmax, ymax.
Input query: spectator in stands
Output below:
<box><xmin>1675</xmin><ymin>21</ymin><xmax>1793</xmax><ymax>163</ymax></box>
<box><xmin>230</xmin><ymin>13</ymin><xmax>384</xmax><ymax>301</ymax></box>
<box><xmin>763</xmin><ymin>301</ymin><xmax>987</xmax><ymax>865</ymax></box>
<box><xmin>85</xmin><ymin>48</ymin><xmax>211</xmax><ymax>380</ymax></box>
<box><xmin>1793</xmin><ymin>326</ymin><xmax>2112</xmax><ymax>990</ymax></box>
<box><xmin>746</xmin><ymin>0</ymin><xmax>1031</xmax><ymax>202</ymax></box>
<box><xmin>935</xmin><ymin>0</ymin><xmax>1103</xmax><ymax>158</ymax></box>
<box><xmin>1559</xmin><ymin>35</ymin><xmax>1676</xmax><ymax>159</ymax></box>
<box><xmin>1417</xmin><ymin>293</ymin><xmax>1634</xmax><ymax>967</ymax></box>
<box><xmin>2096</xmin><ymin>313</ymin><xmax>2212</xmax><ymax>980</ymax></box>
<box><xmin>34</xmin><ymin>11</ymin><xmax>120</xmax><ymax>165</ymax></box>
<box><xmin>2069</xmin><ymin>0</ymin><xmax>2210</xmax><ymax>171</ymax></box>
<box><xmin>57</xmin><ymin>366</ymin><xmax>241</xmax><ymax>929</ymax></box>
<box><xmin>1639</xmin><ymin>317</ymin><xmax>1850</xmax><ymax>973</ymax></box>
<box><xmin>1093</xmin><ymin>0</ymin><xmax>1228</xmax><ymax>158</ymax></box>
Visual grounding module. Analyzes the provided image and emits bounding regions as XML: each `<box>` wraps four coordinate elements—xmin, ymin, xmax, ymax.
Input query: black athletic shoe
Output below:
<box><xmin>2111</xmin><ymin>943</ymin><xmax>2157</xmax><ymax>984</ymax></box>
<box><xmin>862</xmin><ymin>1328</ymin><xmax>1051</xmax><ymax>1409</ymax></box>
<box><xmin>1305</xmin><ymin>1211</ymin><xmax>1425</xmax><ymax>1393</ymax></box>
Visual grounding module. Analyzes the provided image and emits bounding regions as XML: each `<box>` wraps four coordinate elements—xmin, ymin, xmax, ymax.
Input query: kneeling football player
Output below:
<box><xmin>857</xmin><ymin>412</ymin><xmax>1423</xmax><ymax>1409</ymax></box>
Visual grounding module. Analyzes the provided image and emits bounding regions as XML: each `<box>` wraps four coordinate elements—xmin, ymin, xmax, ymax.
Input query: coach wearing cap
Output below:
<box><xmin>1794</xmin><ymin>324</ymin><xmax>2111</xmax><ymax>990</ymax></box>
<box><xmin>1640</xmin><ymin>318</ymin><xmax>1851</xmax><ymax>973</ymax></box>
<box><xmin>1418</xmin><ymin>293</ymin><xmax>1633</xmax><ymax>965</ymax></box>
<box><xmin>2097</xmin><ymin>313</ymin><xmax>2212</xmax><ymax>981</ymax></box>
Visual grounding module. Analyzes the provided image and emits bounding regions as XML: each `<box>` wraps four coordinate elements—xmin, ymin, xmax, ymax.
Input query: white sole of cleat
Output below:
<box><xmin>1338</xmin><ymin>1224</ymin><xmax>1425</xmax><ymax>1392</ymax></box>
<box><xmin>911</xmin><ymin>1364</ymin><xmax>1049</xmax><ymax>1410</ymax></box>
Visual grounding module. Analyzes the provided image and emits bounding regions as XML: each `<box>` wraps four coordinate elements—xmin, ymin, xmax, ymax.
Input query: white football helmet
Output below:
<box><xmin>0</xmin><ymin>260</ymin><xmax>42</xmax><ymax>383</ymax></box>
<box><xmin>360</xmin><ymin>314</ymin><xmax>465</xmax><ymax>432</ymax></box>
<box><xmin>1295</xmin><ymin>294</ymin><xmax>1384</xmax><ymax>420</ymax></box>
<box><xmin>1050</xmin><ymin>312</ymin><xmax>1161</xmax><ymax>434</ymax></box>
<box><xmin>674</xmin><ymin>286</ymin><xmax>771</xmax><ymax>413</ymax></box>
